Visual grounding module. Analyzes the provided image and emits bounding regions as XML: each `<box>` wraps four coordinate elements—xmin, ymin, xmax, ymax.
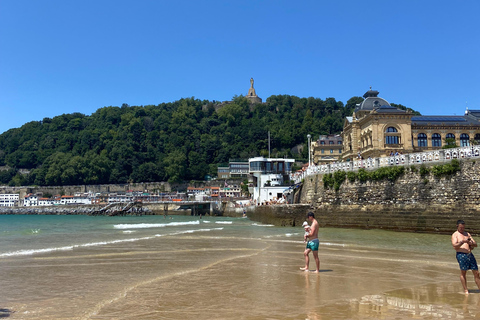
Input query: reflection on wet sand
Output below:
<box><xmin>318</xmin><ymin>283</ymin><xmax>480</xmax><ymax>319</ymax></box>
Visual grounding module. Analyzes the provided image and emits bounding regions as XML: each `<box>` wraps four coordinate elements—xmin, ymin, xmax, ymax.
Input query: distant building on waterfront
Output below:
<box><xmin>248</xmin><ymin>157</ymin><xmax>295</xmax><ymax>205</ymax></box>
<box><xmin>23</xmin><ymin>193</ymin><xmax>38</xmax><ymax>207</ymax></box>
<box><xmin>187</xmin><ymin>185</ymin><xmax>242</xmax><ymax>199</ymax></box>
<box><xmin>0</xmin><ymin>193</ymin><xmax>19</xmax><ymax>207</ymax></box>
<box><xmin>340</xmin><ymin>88</ymin><xmax>480</xmax><ymax>161</ymax></box>
<box><xmin>312</xmin><ymin>134</ymin><xmax>343</xmax><ymax>164</ymax></box>
<box><xmin>217</xmin><ymin>159</ymin><xmax>249</xmax><ymax>179</ymax></box>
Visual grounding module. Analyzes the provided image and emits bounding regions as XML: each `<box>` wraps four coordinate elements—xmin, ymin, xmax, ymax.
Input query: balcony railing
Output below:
<box><xmin>384</xmin><ymin>143</ymin><xmax>403</xmax><ymax>149</ymax></box>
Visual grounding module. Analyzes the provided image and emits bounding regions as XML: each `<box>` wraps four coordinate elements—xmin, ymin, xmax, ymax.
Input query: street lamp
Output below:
<box><xmin>307</xmin><ymin>134</ymin><xmax>311</xmax><ymax>167</ymax></box>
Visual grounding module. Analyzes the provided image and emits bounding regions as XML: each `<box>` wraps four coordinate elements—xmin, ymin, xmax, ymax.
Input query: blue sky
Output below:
<box><xmin>0</xmin><ymin>0</ymin><xmax>479</xmax><ymax>134</ymax></box>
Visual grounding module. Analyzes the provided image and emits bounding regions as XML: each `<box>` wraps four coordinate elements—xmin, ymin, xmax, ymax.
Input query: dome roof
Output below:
<box><xmin>354</xmin><ymin>88</ymin><xmax>391</xmax><ymax>113</ymax></box>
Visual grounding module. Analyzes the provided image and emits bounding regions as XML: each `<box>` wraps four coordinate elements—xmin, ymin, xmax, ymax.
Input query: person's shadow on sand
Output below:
<box><xmin>0</xmin><ymin>308</ymin><xmax>13</xmax><ymax>318</ymax></box>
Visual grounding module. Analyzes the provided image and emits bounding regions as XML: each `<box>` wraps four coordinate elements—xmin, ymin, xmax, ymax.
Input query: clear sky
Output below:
<box><xmin>0</xmin><ymin>0</ymin><xmax>479</xmax><ymax>134</ymax></box>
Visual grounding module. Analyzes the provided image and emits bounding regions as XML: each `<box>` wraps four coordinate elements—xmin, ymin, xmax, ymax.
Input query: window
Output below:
<box><xmin>475</xmin><ymin>134</ymin><xmax>480</xmax><ymax>143</ymax></box>
<box><xmin>339</xmin><ymin>149</ymin><xmax>342</xmax><ymax>153</ymax></box>
<box><xmin>338</xmin><ymin>141</ymin><xmax>342</xmax><ymax>145</ymax></box>
<box><xmin>461</xmin><ymin>133</ymin><xmax>470</xmax><ymax>147</ymax></box>
<box><xmin>329</xmin><ymin>141</ymin><xmax>334</xmax><ymax>145</ymax></box>
<box><xmin>320</xmin><ymin>141</ymin><xmax>325</xmax><ymax>145</ymax></box>
<box><xmin>446</xmin><ymin>133</ymin><xmax>456</xmax><ymax>146</ymax></box>
<box><xmin>385</xmin><ymin>127</ymin><xmax>399</xmax><ymax>145</ymax></box>
<box><xmin>432</xmin><ymin>133</ymin><xmax>442</xmax><ymax>147</ymax></box>
<box><xmin>321</xmin><ymin>149</ymin><xmax>324</xmax><ymax>154</ymax></box>
<box><xmin>386</xmin><ymin>136</ymin><xmax>399</xmax><ymax>144</ymax></box>
<box><xmin>330</xmin><ymin>149</ymin><xmax>333</xmax><ymax>153</ymax></box>
<box><xmin>417</xmin><ymin>133</ymin><xmax>427</xmax><ymax>147</ymax></box>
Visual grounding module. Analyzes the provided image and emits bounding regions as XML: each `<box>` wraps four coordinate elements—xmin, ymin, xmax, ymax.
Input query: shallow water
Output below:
<box><xmin>0</xmin><ymin>215</ymin><xmax>477</xmax><ymax>319</ymax></box>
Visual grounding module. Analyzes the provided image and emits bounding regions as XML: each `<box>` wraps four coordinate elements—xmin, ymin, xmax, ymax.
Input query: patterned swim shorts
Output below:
<box><xmin>456</xmin><ymin>252</ymin><xmax>478</xmax><ymax>271</ymax></box>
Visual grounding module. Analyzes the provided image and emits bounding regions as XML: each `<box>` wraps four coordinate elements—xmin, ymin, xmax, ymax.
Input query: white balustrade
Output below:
<box><xmin>291</xmin><ymin>145</ymin><xmax>480</xmax><ymax>184</ymax></box>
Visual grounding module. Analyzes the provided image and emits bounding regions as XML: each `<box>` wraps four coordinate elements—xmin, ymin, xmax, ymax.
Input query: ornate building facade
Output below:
<box><xmin>340</xmin><ymin>88</ymin><xmax>480</xmax><ymax>162</ymax></box>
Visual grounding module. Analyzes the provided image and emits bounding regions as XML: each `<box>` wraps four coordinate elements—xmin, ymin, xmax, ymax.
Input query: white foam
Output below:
<box><xmin>252</xmin><ymin>223</ymin><xmax>274</xmax><ymax>227</ymax></box>
<box><xmin>215</xmin><ymin>221</ymin><xmax>232</xmax><ymax>224</ymax></box>
<box><xmin>320</xmin><ymin>242</ymin><xmax>346</xmax><ymax>247</ymax></box>
<box><xmin>170</xmin><ymin>227</ymin><xmax>224</xmax><ymax>235</ymax></box>
<box><xmin>0</xmin><ymin>246</ymin><xmax>75</xmax><ymax>257</ymax></box>
<box><xmin>0</xmin><ymin>226</ymin><xmax>224</xmax><ymax>258</ymax></box>
<box><xmin>113</xmin><ymin>221</ymin><xmax>200</xmax><ymax>229</ymax></box>
<box><xmin>122</xmin><ymin>230</ymin><xmax>135</xmax><ymax>234</ymax></box>
<box><xmin>202</xmin><ymin>221</ymin><xmax>211</xmax><ymax>223</ymax></box>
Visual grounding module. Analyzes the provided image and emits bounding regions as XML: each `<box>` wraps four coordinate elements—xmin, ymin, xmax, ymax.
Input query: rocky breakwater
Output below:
<box><xmin>299</xmin><ymin>159</ymin><xmax>480</xmax><ymax>234</ymax></box>
<box><xmin>0</xmin><ymin>206</ymin><xmax>101</xmax><ymax>215</ymax></box>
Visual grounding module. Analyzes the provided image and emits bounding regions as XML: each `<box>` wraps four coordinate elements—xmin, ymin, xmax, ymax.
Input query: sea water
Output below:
<box><xmin>0</xmin><ymin>214</ymin><xmax>474</xmax><ymax>319</ymax></box>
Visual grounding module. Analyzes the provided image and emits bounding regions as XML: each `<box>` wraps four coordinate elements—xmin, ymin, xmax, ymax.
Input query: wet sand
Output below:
<box><xmin>1</xmin><ymin>223</ymin><xmax>479</xmax><ymax>319</ymax></box>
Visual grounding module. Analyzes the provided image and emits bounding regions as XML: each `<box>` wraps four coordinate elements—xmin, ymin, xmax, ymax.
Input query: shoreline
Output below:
<box><xmin>2</xmin><ymin>202</ymin><xmax>470</xmax><ymax>235</ymax></box>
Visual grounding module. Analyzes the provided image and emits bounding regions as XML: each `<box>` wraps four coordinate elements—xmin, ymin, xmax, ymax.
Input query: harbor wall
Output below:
<box><xmin>295</xmin><ymin>159</ymin><xmax>480</xmax><ymax>234</ymax></box>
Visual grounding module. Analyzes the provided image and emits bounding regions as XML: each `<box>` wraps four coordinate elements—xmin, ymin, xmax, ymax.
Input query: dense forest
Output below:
<box><xmin>0</xmin><ymin>95</ymin><xmax>417</xmax><ymax>186</ymax></box>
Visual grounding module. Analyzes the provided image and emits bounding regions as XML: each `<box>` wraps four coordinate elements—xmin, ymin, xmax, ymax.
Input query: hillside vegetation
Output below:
<box><xmin>0</xmin><ymin>95</ymin><xmax>416</xmax><ymax>186</ymax></box>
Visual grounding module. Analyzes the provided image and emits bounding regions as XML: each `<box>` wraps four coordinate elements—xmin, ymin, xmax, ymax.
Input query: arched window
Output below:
<box><xmin>446</xmin><ymin>133</ymin><xmax>456</xmax><ymax>146</ymax></box>
<box><xmin>432</xmin><ymin>133</ymin><xmax>442</xmax><ymax>147</ymax></box>
<box><xmin>385</xmin><ymin>127</ymin><xmax>399</xmax><ymax>144</ymax></box>
<box><xmin>417</xmin><ymin>133</ymin><xmax>427</xmax><ymax>147</ymax></box>
<box><xmin>475</xmin><ymin>134</ymin><xmax>480</xmax><ymax>144</ymax></box>
<box><xmin>460</xmin><ymin>133</ymin><xmax>470</xmax><ymax>147</ymax></box>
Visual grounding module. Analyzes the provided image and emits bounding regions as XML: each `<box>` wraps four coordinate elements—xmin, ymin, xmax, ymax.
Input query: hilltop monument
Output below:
<box><xmin>246</xmin><ymin>77</ymin><xmax>262</xmax><ymax>104</ymax></box>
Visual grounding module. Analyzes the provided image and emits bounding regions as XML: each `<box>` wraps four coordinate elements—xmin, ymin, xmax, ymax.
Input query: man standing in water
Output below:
<box><xmin>301</xmin><ymin>212</ymin><xmax>320</xmax><ymax>272</ymax></box>
<box><xmin>452</xmin><ymin>219</ymin><xmax>480</xmax><ymax>294</ymax></box>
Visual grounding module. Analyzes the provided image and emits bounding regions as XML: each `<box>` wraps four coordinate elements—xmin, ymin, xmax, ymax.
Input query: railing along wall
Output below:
<box><xmin>291</xmin><ymin>146</ymin><xmax>480</xmax><ymax>184</ymax></box>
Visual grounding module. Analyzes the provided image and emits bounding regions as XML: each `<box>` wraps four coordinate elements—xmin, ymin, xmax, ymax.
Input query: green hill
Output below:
<box><xmin>0</xmin><ymin>95</ymin><xmax>417</xmax><ymax>186</ymax></box>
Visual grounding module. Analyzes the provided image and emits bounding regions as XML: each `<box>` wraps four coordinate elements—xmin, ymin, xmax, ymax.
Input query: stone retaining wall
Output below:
<box><xmin>296</xmin><ymin>159</ymin><xmax>480</xmax><ymax>234</ymax></box>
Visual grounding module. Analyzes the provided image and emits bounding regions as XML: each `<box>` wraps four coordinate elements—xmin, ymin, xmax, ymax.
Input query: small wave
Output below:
<box><xmin>215</xmin><ymin>221</ymin><xmax>232</xmax><ymax>224</ymax></box>
<box><xmin>113</xmin><ymin>221</ymin><xmax>200</xmax><ymax>229</ymax></box>
<box><xmin>0</xmin><ymin>227</ymin><xmax>225</xmax><ymax>258</ymax></box>
<box><xmin>170</xmin><ymin>227</ymin><xmax>224</xmax><ymax>235</ymax></box>
<box><xmin>122</xmin><ymin>230</ymin><xmax>136</xmax><ymax>234</ymax></box>
<box><xmin>251</xmin><ymin>223</ymin><xmax>274</xmax><ymax>227</ymax></box>
<box><xmin>202</xmin><ymin>221</ymin><xmax>211</xmax><ymax>223</ymax></box>
<box><xmin>0</xmin><ymin>246</ymin><xmax>75</xmax><ymax>257</ymax></box>
<box><xmin>285</xmin><ymin>233</ymin><xmax>293</xmax><ymax>237</ymax></box>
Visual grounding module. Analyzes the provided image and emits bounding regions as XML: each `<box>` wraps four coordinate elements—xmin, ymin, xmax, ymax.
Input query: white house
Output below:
<box><xmin>39</xmin><ymin>198</ymin><xmax>55</xmax><ymax>206</ymax></box>
<box><xmin>23</xmin><ymin>194</ymin><xmax>38</xmax><ymax>207</ymax></box>
<box><xmin>0</xmin><ymin>193</ymin><xmax>19</xmax><ymax>207</ymax></box>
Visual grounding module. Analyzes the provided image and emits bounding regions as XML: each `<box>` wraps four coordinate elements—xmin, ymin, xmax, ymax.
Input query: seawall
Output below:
<box><xmin>224</xmin><ymin>204</ymin><xmax>312</xmax><ymax>226</ymax></box>
<box><xmin>296</xmin><ymin>159</ymin><xmax>480</xmax><ymax>234</ymax></box>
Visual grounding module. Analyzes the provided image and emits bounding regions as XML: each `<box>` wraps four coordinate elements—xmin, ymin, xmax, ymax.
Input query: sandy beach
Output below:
<box><xmin>0</xmin><ymin>215</ymin><xmax>478</xmax><ymax>319</ymax></box>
